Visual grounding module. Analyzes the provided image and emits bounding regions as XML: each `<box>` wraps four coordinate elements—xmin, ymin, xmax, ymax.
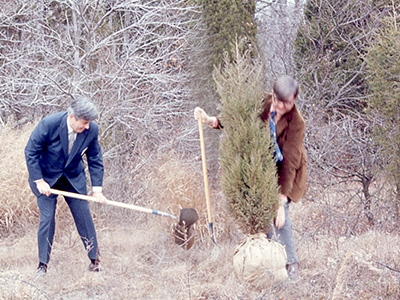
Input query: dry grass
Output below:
<box><xmin>149</xmin><ymin>151</ymin><xmax>240</xmax><ymax>243</ymax></box>
<box><xmin>0</xmin><ymin>122</ymin><xmax>39</xmax><ymax>233</ymax></box>
<box><xmin>1</xmin><ymin>122</ymin><xmax>400</xmax><ymax>299</ymax></box>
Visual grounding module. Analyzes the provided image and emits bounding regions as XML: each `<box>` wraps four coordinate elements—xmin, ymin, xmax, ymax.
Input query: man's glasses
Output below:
<box><xmin>273</xmin><ymin>93</ymin><xmax>294</xmax><ymax>107</ymax></box>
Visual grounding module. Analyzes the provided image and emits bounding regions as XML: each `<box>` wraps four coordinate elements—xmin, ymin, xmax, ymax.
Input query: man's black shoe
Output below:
<box><xmin>36</xmin><ymin>263</ymin><xmax>47</xmax><ymax>276</ymax></box>
<box><xmin>88</xmin><ymin>259</ymin><xmax>103</xmax><ymax>272</ymax></box>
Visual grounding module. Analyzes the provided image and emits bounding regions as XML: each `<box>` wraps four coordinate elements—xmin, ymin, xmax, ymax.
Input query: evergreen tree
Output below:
<box><xmin>188</xmin><ymin>0</ymin><xmax>257</xmax><ymax>179</ymax></box>
<box><xmin>366</xmin><ymin>12</ymin><xmax>400</xmax><ymax>205</ymax></box>
<box><xmin>214</xmin><ymin>45</ymin><xmax>279</xmax><ymax>235</ymax></box>
<box><xmin>294</xmin><ymin>0</ymin><xmax>388</xmax><ymax>114</ymax></box>
<box><xmin>195</xmin><ymin>0</ymin><xmax>257</xmax><ymax>68</ymax></box>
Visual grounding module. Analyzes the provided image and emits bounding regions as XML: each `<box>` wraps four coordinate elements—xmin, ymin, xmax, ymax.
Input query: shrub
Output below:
<box><xmin>214</xmin><ymin>45</ymin><xmax>279</xmax><ymax>235</ymax></box>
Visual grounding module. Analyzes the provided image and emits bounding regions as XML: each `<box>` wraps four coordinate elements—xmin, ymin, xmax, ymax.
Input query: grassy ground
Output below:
<box><xmin>1</xmin><ymin>204</ymin><xmax>400</xmax><ymax>299</ymax></box>
<box><xmin>1</xmin><ymin>122</ymin><xmax>400</xmax><ymax>299</ymax></box>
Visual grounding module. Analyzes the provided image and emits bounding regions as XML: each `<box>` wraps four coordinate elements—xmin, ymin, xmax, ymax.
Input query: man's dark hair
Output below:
<box><xmin>67</xmin><ymin>96</ymin><xmax>98</xmax><ymax>121</ymax></box>
<box><xmin>273</xmin><ymin>75</ymin><xmax>299</xmax><ymax>102</ymax></box>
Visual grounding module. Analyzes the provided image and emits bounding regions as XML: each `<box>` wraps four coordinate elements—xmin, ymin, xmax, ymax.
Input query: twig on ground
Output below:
<box><xmin>0</xmin><ymin>270</ymin><xmax>52</xmax><ymax>300</ymax></box>
<box><xmin>100</xmin><ymin>241</ymin><xmax>123</xmax><ymax>257</ymax></box>
<box><xmin>332</xmin><ymin>250</ymin><xmax>352</xmax><ymax>300</ymax></box>
<box><xmin>376</xmin><ymin>261</ymin><xmax>400</xmax><ymax>273</ymax></box>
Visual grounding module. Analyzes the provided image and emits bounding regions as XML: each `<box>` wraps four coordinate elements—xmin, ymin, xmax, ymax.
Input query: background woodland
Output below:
<box><xmin>1</xmin><ymin>0</ymin><xmax>400</xmax><ymax>299</ymax></box>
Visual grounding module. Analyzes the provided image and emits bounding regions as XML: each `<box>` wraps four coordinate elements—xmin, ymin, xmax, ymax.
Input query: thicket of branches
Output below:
<box><xmin>256</xmin><ymin>0</ymin><xmax>302</xmax><ymax>85</ymax></box>
<box><xmin>293</xmin><ymin>0</ymin><xmax>399</xmax><ymax>228</ymax></box>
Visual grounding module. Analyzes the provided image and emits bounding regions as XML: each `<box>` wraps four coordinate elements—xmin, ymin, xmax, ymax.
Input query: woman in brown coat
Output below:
<box><xmin>194</xmin><ymin>75</ymin><xmax>307</xmax><ymax>279</ymax></box>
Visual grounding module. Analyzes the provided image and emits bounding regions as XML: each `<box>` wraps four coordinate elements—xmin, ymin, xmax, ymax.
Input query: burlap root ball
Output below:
<box><xmin>233</xmin><ymin>233</ymin><xmax>288</xmax><ymax>288</ymax></box>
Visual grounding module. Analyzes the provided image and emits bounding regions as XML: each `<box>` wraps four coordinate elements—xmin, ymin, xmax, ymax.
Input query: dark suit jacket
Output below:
<box><xmin>260</xmin><ymin>94</ymin><xmax>307</xmax><ymax>203</ymax></box>
<box><xmin>25</xmin><ymin>112</ymin><xmax>104</xmax><ymax>197</ymax></box>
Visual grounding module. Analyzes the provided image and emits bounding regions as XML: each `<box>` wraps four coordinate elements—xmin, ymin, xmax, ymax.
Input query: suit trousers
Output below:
<box><xmin>267</xmin><ymin>202</ymin><xmax>298</xmax><ymax>265</ymax></box>
<box><xmin>37</xmin><ymin>175</ymin><xmax>99</xmax><ymax>264</ymax></box>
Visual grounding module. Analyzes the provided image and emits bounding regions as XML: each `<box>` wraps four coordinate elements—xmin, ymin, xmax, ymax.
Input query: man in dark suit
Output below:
<box><xmin>25</xmin><ymin>96</ymin><xmax>107</xmax><ymax>276</ymax></box>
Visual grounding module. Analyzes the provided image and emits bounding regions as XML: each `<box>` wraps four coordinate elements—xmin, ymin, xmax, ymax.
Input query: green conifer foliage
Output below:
<box><xmin>213</xmin><ymin>47</ymin><xmax>279</xmax><ymax>235</ymax></box>
<box><xmin>195</xmin><ymin>0</ymin><xmax>257</xmax><ymax>67</ymax></box>
<box><xmin>366</xmin><ymin>14</ymin><xmax>400</xmax><ymax>194</ymax></box>
<box><xmin>294</xmin><ymin>0</ymin><xmax>385</xmax><ymax>113</ymax></box>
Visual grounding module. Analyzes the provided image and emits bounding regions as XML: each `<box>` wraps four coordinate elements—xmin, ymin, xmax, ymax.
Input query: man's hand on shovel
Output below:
<box><xmin>35</xmin><ymin>179</ymin><xmax>51</xmax><ymax>196</ymax></box>
<box><xmin>194</xmin><ymin>107</ymin><xmax>217</xmax><ymax>128</ymax></box>
<box><xmin>93</xmin><ymin>192</ymin><xmax>108</xmax><ymax>204</ymax></box>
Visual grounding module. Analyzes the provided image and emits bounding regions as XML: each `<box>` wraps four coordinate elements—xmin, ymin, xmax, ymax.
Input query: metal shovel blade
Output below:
<box><xmin>174</xmin><ymin>208</ymin><xmax>199</xmax><ymax>250</ymax></box>
<box><xmin>179</xmin><ymin>208</ymin><xmax>199</xmax><ymax>227</ymax></box>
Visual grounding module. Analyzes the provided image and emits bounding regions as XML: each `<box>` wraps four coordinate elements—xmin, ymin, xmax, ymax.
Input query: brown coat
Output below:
<box><xmin>260</xmin><ymin>95</ymin><xmax>307</xmax><ymax>203</ymax></box>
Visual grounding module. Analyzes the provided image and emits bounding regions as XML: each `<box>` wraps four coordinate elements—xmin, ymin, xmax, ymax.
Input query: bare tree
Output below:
<box><xmin>306</xmin><ymin>108</ymin><xmax>381</xmax><ymax>226</ymax></box>
<box><xmin>256</xmin><ymin>0</ymin><xmax>303</xmax><ymax>87</ymax></box>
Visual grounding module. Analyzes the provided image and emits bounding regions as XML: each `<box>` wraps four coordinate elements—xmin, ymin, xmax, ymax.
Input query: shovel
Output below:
<box><xmin>49</xmin><ymin>188</ymin><xmax>199</xmax><ymax>250</ymax></box>
<box><xmin>197</xmin><ymin>117</ymin><xmax>219</xmax><ymax>246</ymax></box>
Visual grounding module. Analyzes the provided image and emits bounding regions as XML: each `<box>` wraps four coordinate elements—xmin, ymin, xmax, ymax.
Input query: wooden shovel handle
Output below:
<box><xmin>198</xmin><ymin>117</ymin><xmax>213</xmax><ymax>224</ymax></box>
<box><xmin>49</xmin><ymin>188</ymin><xmax>178</xmax><ymax>220</ymax></box>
